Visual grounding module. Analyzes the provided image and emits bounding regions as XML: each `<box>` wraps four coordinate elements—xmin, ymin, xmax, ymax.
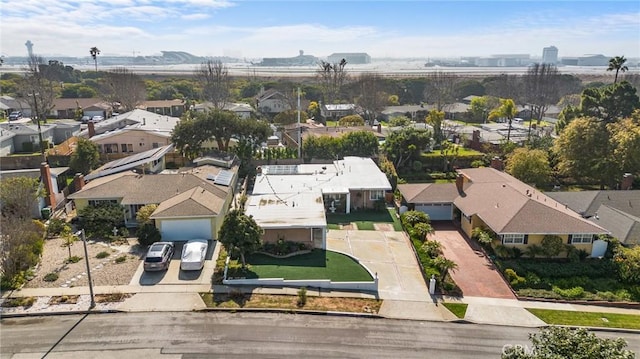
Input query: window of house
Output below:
<box><xmin>152</xmin><ymin>142</ymin><xmax>159</xmax><ymax>149</ymax></box>
<box><xmin>88</xmin><ymin>199</ymin><xmax>118</xmax><ymax>206</ymax></box>
<box><xmin>571</xmin><ymin>234</ymin><xmax>593</xmax><ymax>244</ymax></box>
<box><xmin>369</xmin><ymin>190</ymin><xmax>385</xmax><ymax>200</ymax></box>
<box><xmin>502</xmin><ymin>234</ymin><xmax>525</xmax><ymax>245</ymax></box>
<box><xmin>121</xmin><ymin>144</ymin><xmax>128</xmax><ymax>153</ymax></box>
<box><xmin>104</xmin><ymin>144</ymin><xmax>118</xmax><ymax>153</ymax></box>
<box><xmin>127</xmin><ymin>144</ymin><xmax>133</xmax><ymax>152</ymax></box>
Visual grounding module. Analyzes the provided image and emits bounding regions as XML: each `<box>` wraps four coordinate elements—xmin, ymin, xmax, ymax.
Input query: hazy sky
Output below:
<box><xmin>1</xmin><ymin>0</ymin><xmax>639</xmax><ymax>59</ymax></box>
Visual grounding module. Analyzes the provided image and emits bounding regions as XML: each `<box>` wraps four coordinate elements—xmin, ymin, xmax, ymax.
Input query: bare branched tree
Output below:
<box><xmin>196</xmin><ymin>59</ymin><xmax>230</xmax><ymax>109</ymax></box>
<box><xmin>523</xmin><ymin>63</ymin><xmax>560</xmax><ymax>121</ymax></box>
<box><xmin>423</xmin><ymin>71</ymin><xmax>458</xmax><ymax>111</ymax></box>
<box><xmin>101</xmin><ymin>67</ymin><xmax>146</xmax><ymax>112</ymax></box>
<box><xmin>317</xmin><ymin>58</ymin><xmax>348</xmax><ymax>104</ymax></box>
<box><xmin>355</xmin><ymin>73</ymin><xmax>386</xmax><ymax>124</ymax></box>
<box><xmin>484</xmin><ymin>74</ymin><xmax>522</xmax><ymax>100</ymax></box>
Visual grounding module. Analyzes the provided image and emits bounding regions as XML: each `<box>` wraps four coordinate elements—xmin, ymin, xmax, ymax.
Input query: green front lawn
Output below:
<box><xmin>326</xmin><ymin>208</ymin><xmax>403</xmax><ymax>231</ymax></box>
<box><xmin>527</xmin><ymin>308</ymin><xmax>640</xmax><ymax>330</ymax></box>
<box><xmin>442</xmin><ymin>302</ymin><xmax>468</xmax><ymax>318</ymax></box>
<box><xmin>421</xmin><ymin>147</ymin><xmax>483</xmax><ymax>157</ymax></box>
<box><xmin>229</xmin><ymin>249</ymin><xmax>373</xmax><ymax>282</ymax></box>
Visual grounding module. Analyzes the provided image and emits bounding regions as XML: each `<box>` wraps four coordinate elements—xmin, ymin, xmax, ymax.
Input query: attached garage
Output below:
<box><xmin>158</xmin><ymin>218</ymin><xmax>213</xmax><ymax>241</ymax></box>
<box><xmin>415</xmin><ymin>203</ymin><xmax>453</xmax><ymax>221</ymax></box>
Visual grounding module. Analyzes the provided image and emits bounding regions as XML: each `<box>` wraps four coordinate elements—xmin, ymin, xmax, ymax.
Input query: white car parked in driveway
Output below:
<box><xmin>180</xmin><ymin>240</ymin><xmax>208</xmax><ymax>271</ymax></box>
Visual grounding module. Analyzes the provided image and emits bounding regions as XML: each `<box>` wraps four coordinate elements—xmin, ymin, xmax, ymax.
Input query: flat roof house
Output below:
<box><xmin>246</xmin><ymin>156</ymin><xmax>392</xmax><ymax>249</ymax></box>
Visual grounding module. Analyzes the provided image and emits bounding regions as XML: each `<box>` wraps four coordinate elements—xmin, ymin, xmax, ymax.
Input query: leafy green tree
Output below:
<box><xmin>302</xmin><ymin>135</ymin><xmax>341</xmax><ymax>162</ymax></box>
<box><xmin>136</xmin><ymin>204</ymin><xmax>158</xmax><ymax>225</ymax></box>
<box><xmin>77</xmin><ymin>202</ymin><xmax>125</xmax><ymax>238</ymax></box>
<box><xmin>580</xmin><ymin>82</ymin><xmax>640</xmax><ymax>124</ymax></box>
<box><xmin>0</xmin><ymin>216</ymin><xmax>45</xmax><ymax>289</ymax></box>
<box><xmin>338</xmin><ymin>114</ymin><xmax>365</xmax><ymax>127</ymax></box>
<box><xmin>502</xmin><ymin>326</ymin><xmax>634</xmax><ymax>359</ymax></box>
<box><xmin>382</xmin><ymin>127</ymin><xmax>432</xmax><ymax>170</ymax></box>
<box><xmin>387</xmin><ymin>94</ymin><xmax>400</xmax><ymax>105</ymax></box>
<box><xmin>467</xmin><ymin>95</ymin><xmax>499</xmax><ymax>123</ymax></box>
<box><xmin>274</xmin><ymin>109</ymin><xmax>309</xmax><ymax>125</ymax></box>
<box><xmin>307</xmin><ymin>101</ymin><xmax>320</xmax><ymax>118</ymax></box>
<box><xmin>425</xmin><ymin>110</ymin><xmax>445</xmax><ymax>143</ymax></box>
<box><xmin>218</xmin><ymin>209</ymin><xmax>262</xmax><ymax>269</ymax></box>
<box><xmin>613</xmin><ymin>245</ymin><xmax>640</xmax><ymax>284</ymax></box>
<box><xmin>70</xmin><ymin>138</ymin><xmax>100</xmax><ymax>175</ymax></box>
<box><xmin>340</xmin><ymin>131</ymin><xmax>379</xmax><ymax>158</ymax></box>
<box><xmin>609</xmin><ymin>110</ymin><xmax>640</xmax><ymax>180</ymax></box>
<box><xmin>0</xmin><ymin>177</ymin><xmax>43</xmax><ymax>219</ymax></box>
<box><xmin>137</xmin><ymin>223</ymin><xmax>161</xmax><ymax>246</ymax></box>
<box><xmin>489</xmin><ymin>98</ymin><xmax>518</xmax><ymax>141</ymax></box>
<box><xmin>389</xmin><ymin>116</ymin><xmax>411</xmax><ymax>127</ymax></box>
<box><xmin>607</xmin><ymin>56</ymin><xmax>629</xmax><ymax>84</ymax></box>
<box><xmin>555</xmin><ymin>104</ymin><xmax>581</xmax><ymax>133</ymax></box>
<box><xmin>505</xmin><ymin>148</ymin><xmax>552</xmax><ymax>187</ymax></box>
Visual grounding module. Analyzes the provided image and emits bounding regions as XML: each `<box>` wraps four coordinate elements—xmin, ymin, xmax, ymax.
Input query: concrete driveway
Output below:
<box><xmin>327</xmin><ymin>229</ymin><xmax>430</xmax><ymax>301</ymax></box>
<box><xmin>129</xmin><ymin>240</ymin><xmax>219</xmax><ymax>286</ymax></box>
<box><xmin>430</xmin><ymin>223</ymin><xmax>515</xmax><ymax>299</ymax></box>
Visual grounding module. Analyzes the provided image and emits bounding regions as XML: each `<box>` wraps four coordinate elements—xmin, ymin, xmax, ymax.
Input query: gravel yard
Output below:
<box><xmin>24</xmin><ymin>236</ymin><xmax>144</xmax><ymax>288</ymax></box>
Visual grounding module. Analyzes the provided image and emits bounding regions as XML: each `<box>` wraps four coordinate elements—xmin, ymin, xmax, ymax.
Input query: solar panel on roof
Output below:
<box><xmin>206</xmin><ymin>174</ymin><xmax>216</xmax><ymax>181</ymax></box>
<box><xmin>214</xmin><ymin>170</ymin><xmax>234</xmax><ymax>186</ymax></box>
<box><xmin>266</xmin><ymin>165</ymin><xmax>297</xmax><ymax>175</ymax></box>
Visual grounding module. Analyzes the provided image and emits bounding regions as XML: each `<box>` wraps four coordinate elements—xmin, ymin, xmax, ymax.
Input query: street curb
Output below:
<box><xmin>555</xmin><ymin>324</ymin><xmax>640</xmax><ymax>335</ymax></box>
<box><xmin>197</xmin><ymin>307</ymin><xmax>383</xmax><ymax>319</ymax></box>
<box><xmin>0</xmin><ymin>309</ymin><xmax>124</xmax><ymax>319</ymax></box>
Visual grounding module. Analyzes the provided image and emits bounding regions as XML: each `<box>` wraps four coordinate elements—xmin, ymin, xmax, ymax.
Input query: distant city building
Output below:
<box><xmin>327</xmin><ymin>53</ymin><xmax>371</xmax><ymax>64</ymax></box>
<box><xmin>256</xmin><ymin>50</ymin><xmax>318</xmax><ymax>66</ymax></box>
<box><xmin>577</xmin><ymin>54</ymin><xmax>609</xmax><ymax>66</ymax></box>
<box><xmin>474</xmin><ymin>54</ymin><xmax>530</xmax><ymax>67</ymax></box>
<box><xmin>542</xmin><ymin>46</ymin><xmax>558</xmax><ymax>64</ymax></box>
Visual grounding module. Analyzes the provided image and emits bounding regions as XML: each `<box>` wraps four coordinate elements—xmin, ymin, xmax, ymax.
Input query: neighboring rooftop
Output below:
<box><xmin>245</xmin><ymin>192</ymin><xmax>327</xmax><ymax>229</ymax></box>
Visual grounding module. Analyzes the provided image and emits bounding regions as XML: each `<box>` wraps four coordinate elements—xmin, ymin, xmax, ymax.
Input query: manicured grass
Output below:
<box><xmin>234</xmin><ymin>249</ymin><xmax>373</xmax><ymax>282</ymax></box>
<box><xmin>442</xmin><ymin>302</ymin><xmax>468</xmax><ymax>318</ymax></box>
<box><xmin>527</xmin><ymin>308</ymin><xmax>640</xmax><ymax>330</ymax></box>
<box><xmin>326</xmin><ymin>208</ymin><xmax>403</xmax><ymax>231</ymax></box>
<box><xmin>421</xmin><ymin>146</ymin><xmax>483</xmax><ymax>157</ymax></box>
<box><xmin>200</xmin><ymin>293</ymin><xmax>382</xmax><ymax>313</ymax></box>
<box><xmin>327</xmin><ymin>224</ymin><xmax>340</xmax><ymax>230</ymax></box>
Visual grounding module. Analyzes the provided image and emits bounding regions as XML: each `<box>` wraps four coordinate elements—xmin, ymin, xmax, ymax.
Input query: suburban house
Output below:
<box><xmin>0</xmin><ymin>128</ymin><xmax>16</xmax><ymax>156</ymax></box>
<box><xmin>320</xmin><ymin>103</ymin><xmax>356</xmax><ymax>120</ymax></box>
<box><xmin>84</xmin><ymin>144</ymin><xmax>175</xmax><ymax>181</ymax></box>
<box><xmin>547</xmin><ymin>185</ymin><xmax>640</xmax><ymax>247</ymax></box>
<box><xmin>246</xmin><ymin>157</ymin><xmax>392</xmax><ymax>249</ymax></box>
<box><xmin>398</xmin><ymin>167</ymin><xmax>609</xmax><ymax>256</ymax></box>
<box><xmin>51</xmin><ymin>98</ymin><xmax>112</xmax><ymax>119</ymax></box>
<box><xmin>0</xmin><ymin>96</ymin><xmax>32</xmax><ymax>117</ymax></box>
<box><xmin>79</xmin><ymin>109</ymin><xmax>179</xmax><ymax>155</ymax></box>
<box><xmin>0</xmin><ymin>122</ymin><xmax>56</xmax><ymax>153</ymax></box>
<box><xmin>280</xmin><ymin>122</ymin><xmax>384</xmax><ymax>152</ymax></box>
<box><xmin>0</xmin><ymin>163</ymin><xmax>70</xmax><ymax>216</ymax></box>
<box><xmin>68</xmin><ymin>163</ymin><xmax>238</xmax><ymax>240</ymax></box>
<box><xmin>194</xmin><ymin>102</ymin><xmax>255</xmax><ymax>119</ymax></box>
<box><xmin>255</xmin><ymin>89</ymin><xmax>291</xmax><ymax>114</ymax></box>
<box><xmin>139</xmin><ymin>99</ymin><xmax>187</xmax><ymax>117</ymax></box>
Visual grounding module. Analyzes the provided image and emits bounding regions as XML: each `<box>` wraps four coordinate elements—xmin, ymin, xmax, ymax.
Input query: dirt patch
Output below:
<box><xmin>95</xmin><ymin>293</ymin><xmax>132</xmax><ymax>303</ymax></box>
<box><xmin>24</xmin><ymin>236</ymin><xmax>144</xmax><ymax>288</ymax></box>
<box><xmin>48</xmin><ymin>295</ymin><xmax>80</xmax><ymax>305</ymax></box>
<box><xmin>202</xmin><ymin>293</ymin><xmax>382</xmax><ymax>314</ymax></box>
<box><xmin>339</xmin><ymin>223</ymin><xmax>356</xmax><ymax>230</ymax></box>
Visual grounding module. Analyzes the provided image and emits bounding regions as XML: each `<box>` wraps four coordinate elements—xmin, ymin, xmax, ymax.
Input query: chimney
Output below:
<box><xmin>377</xmin><ymin>123</ymin><xmax>382</xmax><ymax>133</ymax></box>
<box><xmin>73</xmin><ymin>173</ymin><xmax>85</xmax><ymax>192</ymax></box>
<box><xmin>621</xmin><ymin>173</ymin><xmax>634</xmax><ymax>190</ymax></box>
<box><xmin>88</xmin><ymin>122</ymin><xmax>95</xmax><ymax>138</ymax></box>
<box><xmin>40</xmin><ymin>162</ymin><xmax>56</xmax><ymax>209</ymax></box>
<box><xmin>490</xmin><ymin>156</ymin><xmax>504</xmax><ymax>171</ymax></box>
<box><xmin>455</xmin><ymin>174</ymin><xmax>464</xmax><ymax>194</ymax></box>
<box><xmin>256</xmin><ymin>166</ymin><xmax>262</xmax><ymax>175</ymax></box>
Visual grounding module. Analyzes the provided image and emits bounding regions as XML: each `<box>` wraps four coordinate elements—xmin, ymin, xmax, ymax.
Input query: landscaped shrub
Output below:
<box><xmin>338</xmin><ymin>114</ymin><xmax>365</xmax><ymax>127</ymax></box>
<box><xmin>115</xmin><ymin>255</ymin><xmax>127</xmax><ymax>263</ymax></box>
<box><xmin>504</xmin><ymin>268</ymin><xmax>526</xmax><ymax>287</ymax></box>
<box><xmin>137</xmin><ymin>223</ymin><xmax>161</xmax><ymax>246</ymax></box>
<box><xmin>262</xmin><ymin>240</ymin><xmax>306</xmax><ymax>256</ymax></box>
<box><xmin>401</xmin><ymin>210</ymin><xmax>430</xmax><ymax>229</ymax></box>
<box><xmin>46</xmin><ymin>218</ymin><xmax>67</xmax><ymax>237</ymax></box>
<box><xmin>96</xmin><ymin>251</ymin><xmax>110</xmax><ymax>259</ymax></box>
<box><xmin>77</xmin><ymin>202</ymin><xmax>125</xmax><ymax>238</ymax></box>
<box><xmin>65</xmin><ymin>255</ymin><xmax>82</xmax><ymax>264</ymax></box>
<box><xmin>613</xmin><ymin>246</ymin><xmax>640</xmax><ymax>284</ymax></box>
<box><xmin>541</xmin><ymin>235</ymin><xmax>564</xmax><ymax>258</ymax></box>
<box><xmin>43</xmin><ymin>272</ymin><xmax>59</xmax><ymax>282</ymax></box>
<box><xmin>297</xmin><ymin>287</ymin><xmax>307</xmax><ymax>307</ymax></box>
<box><xmin>421</xmin><ymin>240</ymin><xmax>443</xmax><ymax>258</ymax></box>
<box><xmin>552</xmin><ymin>286</ymin><xmax>585</xmax><ymax>299</ymax></box>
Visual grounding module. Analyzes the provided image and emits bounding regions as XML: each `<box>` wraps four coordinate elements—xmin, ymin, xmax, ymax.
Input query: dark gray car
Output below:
<box><xmin>143</xmin><ymin>242</ymin><xmax>174</xmax><ymax>272</ymax></box>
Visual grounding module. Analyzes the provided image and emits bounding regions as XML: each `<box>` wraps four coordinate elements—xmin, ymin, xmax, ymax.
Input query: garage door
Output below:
<box><xmin>160</xmin><ymin>219</ymin><xmax>212</xmax><ymax>241</ymax></box>
<box><xmin>415</xmin><ymin>203</ymin><xmax>453</xmax><ymax>221</ymax></box>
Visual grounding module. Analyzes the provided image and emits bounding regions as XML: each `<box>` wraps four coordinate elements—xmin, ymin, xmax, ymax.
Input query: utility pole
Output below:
<box><xmin>31</xmin><ymin>91</ymin><xmax>46</xmax><ymax>161</ymax></box>
<box><xmin>297</xmin><ymin>87</ymin><xmax>301</xmax><ymax>159</ymax></box>
<box><xmin>77</xmin><ymin>229</ymin><xmax>96</xmax><ymax>309</ymax></box>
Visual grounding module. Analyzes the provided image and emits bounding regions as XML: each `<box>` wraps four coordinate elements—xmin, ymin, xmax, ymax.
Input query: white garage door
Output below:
<box><xmin>160</xmin><ymin>219</ymin><xmax>212</xmax><ymax>241</ymax></box>
<box><xmin>415</xmin><ymin>203</ymin><xmax>453</xmax><ymax>221</ymax></box>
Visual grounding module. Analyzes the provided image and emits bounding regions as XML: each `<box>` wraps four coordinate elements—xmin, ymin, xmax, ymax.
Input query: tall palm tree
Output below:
<box><xmin>89</xmin><ymin>47</ymin><xmax>100</xmax><ymax>72</ymax></box>
<box><xmin>607</xmin><ymin>56</ymin><xmax>628</xmax><ymax>84</ymax></box>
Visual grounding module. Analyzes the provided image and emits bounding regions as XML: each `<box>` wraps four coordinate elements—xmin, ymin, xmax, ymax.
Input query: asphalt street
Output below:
<box><xmin>2</xmin><ymin>312</ymin><xmax>639</xmax><ymax>358</ymax></box>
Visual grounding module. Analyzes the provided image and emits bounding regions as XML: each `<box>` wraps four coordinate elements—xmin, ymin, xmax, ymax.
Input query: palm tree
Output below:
<box><xmin>433</xmin><ymin>256</ymin><xmax>458</xmax><ymax>283</ymax></box>
<box><xmin>489</xmin><ymin>98</ymin><xmax>518</xmax><ymax>142</ymax></box>
<box><xmin>607</xmin><ymin>56</ymin><xmax>628</xmax><ymax>84</ymax></box>
<box><xmin>89</xmin><ymin>47</ymin><xmax>100</xmax><ymax>72</ymax></box>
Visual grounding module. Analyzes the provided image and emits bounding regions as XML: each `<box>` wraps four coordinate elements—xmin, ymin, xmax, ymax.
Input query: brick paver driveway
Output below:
<box><xmin>430</xmin><ymin>223</ymin><xmax>515</xmax><ymax>299</ymax></box>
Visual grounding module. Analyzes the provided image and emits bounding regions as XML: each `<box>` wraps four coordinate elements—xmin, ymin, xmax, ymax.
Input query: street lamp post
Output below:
<box><xmin>76</xmin><ymin>229</ymin><xmax>95</xmax><ymax>309</ymax></box>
